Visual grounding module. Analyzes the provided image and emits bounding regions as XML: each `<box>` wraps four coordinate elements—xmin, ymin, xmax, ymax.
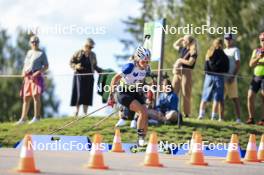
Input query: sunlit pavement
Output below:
<box><xmin>0</xmin><ymin>148</ymin><xmax>263</xmax><ymax>175</ymax></box>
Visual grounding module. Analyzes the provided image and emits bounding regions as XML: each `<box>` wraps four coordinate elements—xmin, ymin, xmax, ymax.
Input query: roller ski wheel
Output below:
<box><xmin>162</xmin><ymin>146</ymin><xmax>172</xmax><ymax>154</ymax></box>
<box><xmin>130</xmin><ymin>143</ymin><xmax>148</xmax><ymax>153</ymax></box>
<box><xmin>130</xmin><ymin>142</ymin><xmax>172</xmax><ymax>154</ymax></box>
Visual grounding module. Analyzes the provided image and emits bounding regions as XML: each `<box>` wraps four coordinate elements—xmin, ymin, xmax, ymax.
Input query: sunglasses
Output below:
<box><xmin>85</xmin><ymin>45</ymin><xmax>93</xmax><ymax>49</ymax></box>
<box><xmin>31</xmin><ymin>41</ymin><xmax>39</xmax><ymax>44</ymax></box>
<box><xmin>140</xmin><ymin>60</ymin><xmax>149</xmax><ymax>64</ymax></box>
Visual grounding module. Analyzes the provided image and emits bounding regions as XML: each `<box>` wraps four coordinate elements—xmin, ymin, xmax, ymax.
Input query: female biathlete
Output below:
<box><xmin>109</xmin><ymin>46</ymin><xmax>151</xmax><ymax>146</ymax></box>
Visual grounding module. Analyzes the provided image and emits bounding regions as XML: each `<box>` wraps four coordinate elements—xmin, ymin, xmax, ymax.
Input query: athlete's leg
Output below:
<box><xmin>129</xmin><ymin>100</ymin><xmax>148</xmax><ymax>145</ymax></box>
<box><xmin>247</xmin><ymin>89</ymin><xmax>256</xmax><ymax>120</ymax></box>
<box><xmin>261</xmin><ymin>90</ymin><xmax>264</xmax><ymax>120</ymax></box>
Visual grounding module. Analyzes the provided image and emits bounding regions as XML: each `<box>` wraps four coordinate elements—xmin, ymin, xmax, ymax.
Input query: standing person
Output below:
<box><xmin>70</xmin><ymin>38</ymin><xmax>102</xmax><ymax>116</ymax></box>
<box><xmin>198</xmin><ymin>38</ymin><xmax>229</xmax><ymax>121</ymax></box>
<box><xmin>15</xmin><ymin>35</ymin><xmax>49</xmax><ymax>125</ymax></box>
<box><xmin>172</xmin><ymin>35</ymin><xmax>198</xmax><ymax>118</ymax></box>
<box><xmin>223</xmin><ymin>34</ymin><xmax>241</xmax><ymax>123</ymax></box>
<box><xmin>246</xmin><ymin>32</ymin><xmax>264</xmax><ymax>125</ymax></box>
<box><xmin>109</xmin><ymin>46</ymin><xmax>151</xmax><ymax>146</ymax></box>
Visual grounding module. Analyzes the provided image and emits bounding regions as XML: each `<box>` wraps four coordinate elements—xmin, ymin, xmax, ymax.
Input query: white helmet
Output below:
<box><xmin>135</xmin><ymin>46</ymin><xmax>151</xmax><ymax>61</ymax></box>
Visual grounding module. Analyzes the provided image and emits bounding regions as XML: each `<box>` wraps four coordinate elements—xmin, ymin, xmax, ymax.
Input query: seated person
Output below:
<box><xmin>148</xmin><ymin>79</ymin><xmax>180</xmax><ymax>124</ymax></box>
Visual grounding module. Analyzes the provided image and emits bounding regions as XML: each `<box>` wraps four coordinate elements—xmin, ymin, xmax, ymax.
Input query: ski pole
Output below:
<box><xmin>49</xmin><ymin>104</ymin><xmax>109</xmax><ymax>135</ymax></box>
<box><xmin>83</xmin><ymin>110</ymin><xmax>118</xmax><ymax>132</ymax></box>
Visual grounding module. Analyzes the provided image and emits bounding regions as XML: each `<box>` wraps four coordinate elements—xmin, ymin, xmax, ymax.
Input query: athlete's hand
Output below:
<box><xmin>108</xmin><ymin>98</ymin><xmax>115</xmax><ymax>108</ymax></box>
<box><xmin>107</xmin><ymin>93</ymin><xmax>115</xmax><ymax>107</ymax></box>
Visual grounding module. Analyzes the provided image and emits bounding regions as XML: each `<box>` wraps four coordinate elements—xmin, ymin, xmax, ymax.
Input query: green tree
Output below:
<box><xmin>119</xmin><ymin>0</ymin><xmax>264</xmax><ymax>120</ymax></box>
<box><xmin>0</xmin><ymin>28</ymin><xmax>60</xmax><ymax>122</ymax></box>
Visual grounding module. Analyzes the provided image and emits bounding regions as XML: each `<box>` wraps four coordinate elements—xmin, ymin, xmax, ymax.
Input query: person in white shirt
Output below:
<box><xmin>222</xmin><ymin>34</ymin><xmax>241</xmax><ymax>123</ymax></box>
<box><xmin>15</xmin><ymin>35</ymin><xmax>49</xmax><ymax>125</ymax></box>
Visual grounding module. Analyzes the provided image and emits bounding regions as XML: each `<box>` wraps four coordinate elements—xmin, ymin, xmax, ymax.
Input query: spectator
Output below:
<box><xmin>222</xmin><ymin>34</ymin><xmax>241</xmax><ymax>123</ymax></box>
<box><xmin>198</xmin><ymin>38</ymin><xmax>229</xmax><ymax>121</ymax></box>
<box><xmin>70</xmin><ymin>38</ymin><xmax>102</xmax><ymax>117</ymax></box>
<box><xmin>172</xmin><ymin>35</ymin><xmax>198</xmax><ymax>118</ymax></box>
<box><xmin>148</xmin><ymin>79</ymin><xmax>180</xmax><ymax>124</ymax></box>
<box><xmin>15</xmin><ymin>35</ymin><xmax>49</xmax><ymax>125</ymax></box>
<box><xmin>246</xmin><ymin>32</ymin><xmax>264</xmax><ymax>125</ymax></box>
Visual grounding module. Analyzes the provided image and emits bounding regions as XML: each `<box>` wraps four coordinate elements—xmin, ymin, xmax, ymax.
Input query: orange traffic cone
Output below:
<box><xmin>111</xmin><ymin>129</ymin><xmax>125</xmax><ymax>152</ymax></box>
<box><xmin>86</xmin><ymin>134</ymin><xmax>109</xmax><ymax>169</ymax></box>
<box><xmin>244</xmin><ymin>134</ymin><xmax>260</xmax><ymax>162</ymax></box>
<box><xmin>144</xmin><ymin>132</ymin><xmax>163</xmax><ymax>167</ymax></box>
<box><xmin>188</xmin><ymin>131</ymin><xmax>198</xmax><ymax>155</ymax></box>
<box><xmin>16</xmin><ymin>134</ymin><xmax>40</xmax><ymax>173</ymax></box>
<box><xmin>225</xmin><ymin>134</ymin><xmax>243</xmax><ymax>164</ymax></box>
<box><xmin>189</xmin><ymin>132</ymin><xmax>208</xmax><ymax>166</ymax></box>
<box><xmin>257</xmin><ymin>134</ymin><xmax>264</xmax><ymax>162</ymax></box>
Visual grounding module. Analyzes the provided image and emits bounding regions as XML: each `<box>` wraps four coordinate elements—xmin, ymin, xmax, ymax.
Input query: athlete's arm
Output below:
<box><xmin>233</xmin><ymin>60</ymin><xmax>240</xmax><ymax>75</ymax></box>
<box><xmin>249</xmin><ymin>58</ymin><xmax>259</xmax><ymax>68</ymax></box>
<box><xmin>173</xmin><ymin>38</ymin><xmax>184</xmax><ymax>51</ymax></box>
<box><xmin>109</xmin><ymin>73</ymin><xmax>122</xmax><ymax>96</ymax></box>
<box><xmin>109</xmin><ymin>62</ymin><xmax>134</xmax><ymax>97</ymax></box>
<box><xmin>178</xmin><ymin>57</ymin><xmax>196</xmax><ymax>66</ymax></box>
<box><xmin>227</xmin><ymin>60</ymin><xmax>240</xmax><ymax>83</ymax></box>
<box><xmin>233</xmin><ymin>48</ymin><xmax>241</xmax><ymax>75</ymax></box>
<box><xmin>249</xmin><ymin>50</ymin><xmax>262</xmax><ymax>68</ymax></box>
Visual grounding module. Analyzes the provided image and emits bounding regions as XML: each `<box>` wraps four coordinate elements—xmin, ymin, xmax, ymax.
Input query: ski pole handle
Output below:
<box><xmin>143</xmin><ymin>34</ymin><xmax>151</xmax><ymax>45</ymax></box>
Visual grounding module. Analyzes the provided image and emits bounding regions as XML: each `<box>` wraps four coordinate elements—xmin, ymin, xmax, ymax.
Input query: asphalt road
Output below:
<box><xmin>0</xmin><ymin>148</ymin><xmax>263</xmax><ymax>175</ymax></box>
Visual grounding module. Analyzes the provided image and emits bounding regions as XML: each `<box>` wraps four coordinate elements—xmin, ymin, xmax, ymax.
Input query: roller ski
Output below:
<box><xmin>130</xmin><ymin>137</ymin><xmax>172</xmax><ymax>154</ymax></box>
<box><xmin>130</xmin><ymin>135</ymin><xmax>148</xmax><ymax>153</ymax></box>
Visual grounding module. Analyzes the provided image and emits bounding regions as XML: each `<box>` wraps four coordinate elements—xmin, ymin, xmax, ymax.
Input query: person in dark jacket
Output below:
<box><xmin>172</xmin><ymin>35</ymin><xmax>198</xmax><ymax>118</ymax></box>
<box><xmin>198</xmin><ymin>38</ymin><xmax>229</xmax><ymax>121</ymax></box>
<box><xmin>70</xmin><ymin>38</ymin><xmax>102</xmax><ymax>117</ymax></box>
